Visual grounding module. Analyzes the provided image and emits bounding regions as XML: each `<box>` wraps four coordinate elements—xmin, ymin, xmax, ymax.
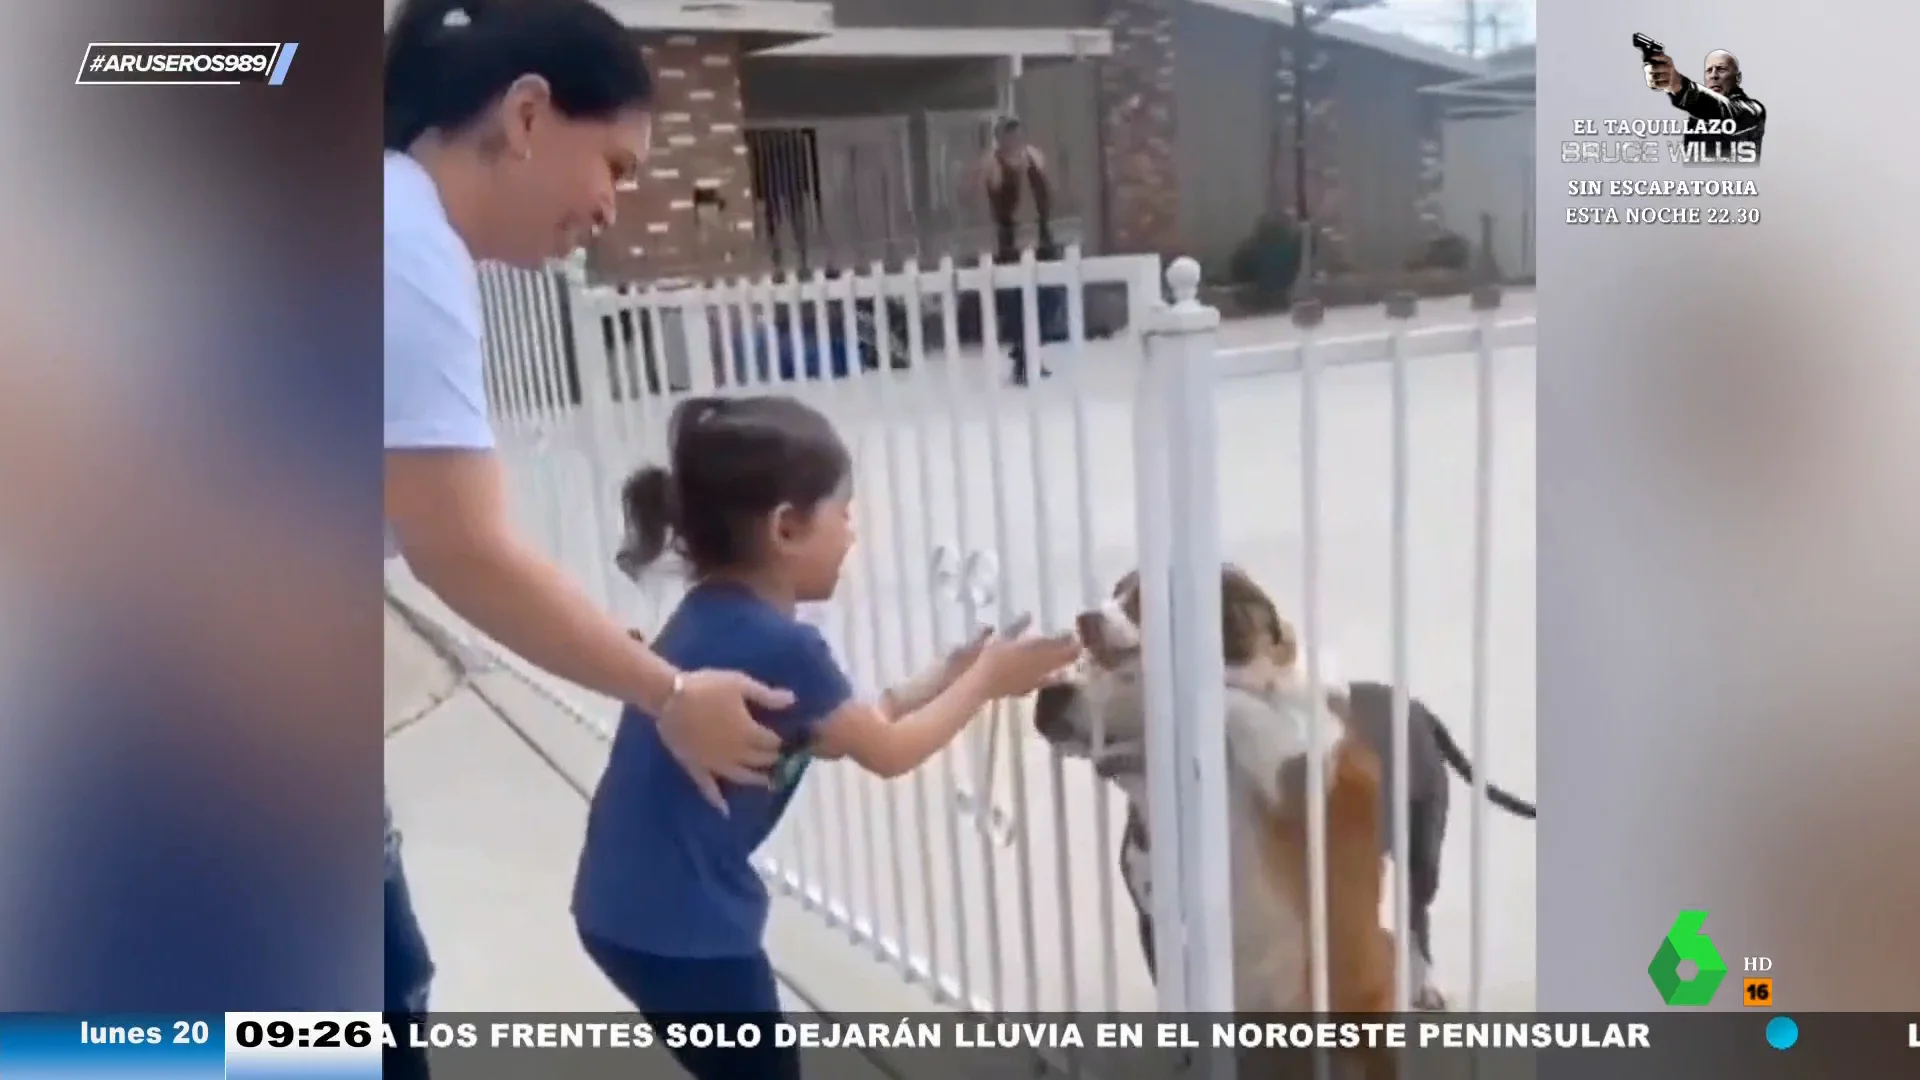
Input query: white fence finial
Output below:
<box><xmin>556</xmin><ymin>248</ymin><xmax>590</xmax><ymax>285</ymax></box>
<box><xmin>1146</xmin><ymin>257</ymin><xmax>1218</xmax><ymax>337</ymax></box>
<box><xmin>1165</xmin><ymin>257</ymin><xmax>1202</xmax><ymax>307</ymax></box>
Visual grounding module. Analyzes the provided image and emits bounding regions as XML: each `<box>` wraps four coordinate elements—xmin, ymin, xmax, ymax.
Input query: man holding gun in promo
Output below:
<box><xmin>1637</xmin><ymin>34</ymin><xmax>1765</xmax><ymax>160</ymax></box>
<box><xmin>1643</xmin><ymin>33</ymin><xmax>1758</xmax><ymax>160</ymax></box>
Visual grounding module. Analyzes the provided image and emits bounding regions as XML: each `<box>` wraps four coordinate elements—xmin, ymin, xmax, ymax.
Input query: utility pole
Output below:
<box><xmin>1286</xmin><ymin>0</ymin><xmax>1377</xmax><ymax>294</ymax></box>
<box><xmin>1467</xmin><ymin>2</ymin><xmax>1517</xmax><ymax>59</ymax></box>
<box><xmin>1290</xmin><ymin>0</ymin><xmax>1312</xmax><ymax>233</ymax></box>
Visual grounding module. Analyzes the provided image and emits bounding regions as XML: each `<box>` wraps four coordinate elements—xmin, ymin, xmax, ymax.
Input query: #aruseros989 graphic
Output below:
<box><xmin>75</xmin><ymin>42</ymin><xmax>299</xmax><ymax>86</ymax></box>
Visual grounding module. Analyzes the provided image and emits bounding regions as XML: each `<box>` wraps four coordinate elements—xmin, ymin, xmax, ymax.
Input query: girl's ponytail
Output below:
<box><xmin>616</xmin><ymin>466</ymin><xmax>678</xmax><ymax>580</ymax></box>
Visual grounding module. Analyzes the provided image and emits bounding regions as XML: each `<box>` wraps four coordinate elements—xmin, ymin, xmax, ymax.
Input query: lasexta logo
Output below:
<box><xmin>1648</xmin><ymin>909</ymin><xmax>1728</xmax><ymax>1005</ymax></box>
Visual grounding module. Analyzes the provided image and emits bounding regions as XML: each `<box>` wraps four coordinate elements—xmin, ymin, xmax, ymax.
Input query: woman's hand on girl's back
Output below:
<box><xmin>658</xmin><ymin>670</ymin><xmax>792</xmax><ymax>812</ymax></box>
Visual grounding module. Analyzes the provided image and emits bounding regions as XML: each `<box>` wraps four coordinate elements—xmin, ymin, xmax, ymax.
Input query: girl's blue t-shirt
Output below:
<box><xmin>572</xmin><ymin>582</ymin><xmax>853</xmax><ymax>958</ymax></box>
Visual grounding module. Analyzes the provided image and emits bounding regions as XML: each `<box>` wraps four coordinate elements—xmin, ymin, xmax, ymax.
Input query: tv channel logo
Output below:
<box><xmin>1648</xmin><ymin>909</ymin><xmax>1728</xmax><ymax>1005</ymax></box>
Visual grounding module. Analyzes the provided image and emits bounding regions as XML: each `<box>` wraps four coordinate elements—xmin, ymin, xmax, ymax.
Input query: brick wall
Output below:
<box><xmin>590</xmin><ymin>33</ymin><xmax>760</xmax><ymax>283</ymax></box>
<box><xmin>1098</xmin><ymin>0</ymin><xmax>1181</xmax><ymax>255</ymax></box>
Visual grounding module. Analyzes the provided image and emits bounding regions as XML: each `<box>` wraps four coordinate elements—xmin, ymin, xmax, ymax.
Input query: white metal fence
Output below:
<box><xmin>389</xmin><ymin>250</ymin><xmax>1537</xmax><ymax>1019</ymax></box>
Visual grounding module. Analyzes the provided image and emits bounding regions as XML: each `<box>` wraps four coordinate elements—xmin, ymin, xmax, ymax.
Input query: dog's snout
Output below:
<box><xmin>1034</xmin><ymin>682</ymin><xmax>1078</xmax><ymax>741</ymax></box>
<box><xmin>1074</xmin><ymin>611</ymin><xmax>1106</xmax><ymax>651</ymax></box>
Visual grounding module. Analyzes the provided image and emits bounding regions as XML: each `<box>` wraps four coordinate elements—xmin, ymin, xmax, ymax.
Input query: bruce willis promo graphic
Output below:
<box><xmin>1563</xmin><ymin>32</ymin><xmax>1766</xmax><ymax>227</ymax></box>
<box><xmin>1565</xmin><ymin>32</ymin><xmax>1765</xmax><ymax>167</ymax></box>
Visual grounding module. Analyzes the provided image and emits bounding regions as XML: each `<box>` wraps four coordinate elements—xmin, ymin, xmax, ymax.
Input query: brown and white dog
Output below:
<box><xmin>1036</xmin><ymin>565</ymin><xmax>1534</xmax><ymax>1011</ymax></box>
<box><xmin>1034</xmin><ymin>567</ymin><xmax>1399</xmax><ymax>1014</ymax></box>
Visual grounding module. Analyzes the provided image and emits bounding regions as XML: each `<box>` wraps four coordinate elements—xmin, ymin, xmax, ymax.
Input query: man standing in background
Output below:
<box><xmin>982</xmin><ymin>117</ymin><xmax>1060</xmax><ymax>385</ymax></box>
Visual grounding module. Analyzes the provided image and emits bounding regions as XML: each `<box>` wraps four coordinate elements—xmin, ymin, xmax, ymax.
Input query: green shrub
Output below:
<box><xmin>1409</xmin><ymin>231</ymin><xmax>1471</xmax><ymax>271</ymax></box>
<box><xmin>1227</xmin><ymin>216</ymin><xmax>1302</xmax><ymax>310</ymax></box>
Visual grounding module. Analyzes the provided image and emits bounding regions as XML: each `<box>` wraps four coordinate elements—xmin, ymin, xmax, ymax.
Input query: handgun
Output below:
<box><xmin>1632</xmin><ymin>33</ymin><xmax>1664</xmax><ymax>62</ymax></box>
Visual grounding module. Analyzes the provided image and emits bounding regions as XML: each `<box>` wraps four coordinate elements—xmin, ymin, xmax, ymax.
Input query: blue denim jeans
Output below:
<box><xmin>385</xmin><ymin>808</ymin><xmax>434</xmax><ymax>1078</ymax></box>
<box><xmin>385</xmin><ymin>854</ymin><xmax>434</xmax><ymax>1011</ymax></box>
<box><xmin>580</xmin><ymin>932</ymin><xmax>799</xmax><ymax>1080</ymax></box>
<box><xmin>995</xmin><ymin>284</ymin><xmax>1065</xmax><ymax>382</ymax></box>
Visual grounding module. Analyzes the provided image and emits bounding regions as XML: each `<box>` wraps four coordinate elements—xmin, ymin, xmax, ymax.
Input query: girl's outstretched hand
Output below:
<box><xmin>880</xmin><ymin>616</ymin><xmax>1035</xmax><ymax>720</ymax></box>
<box><xmin>970</xmin><ymin>622</ymin><xmax>1083</xmax><ymax>699</ymax></box>
<box><xmin>945</xmin><ymin>614</ymin><xmax>1032</xmax><ymax>682</ymax></box>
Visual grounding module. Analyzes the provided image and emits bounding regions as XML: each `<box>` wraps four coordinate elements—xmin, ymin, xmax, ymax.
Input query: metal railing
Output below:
<box><xmin>389</xmin><ymin>251</ymin><xmax>1537</xmax><ymax>1024</ymax></box>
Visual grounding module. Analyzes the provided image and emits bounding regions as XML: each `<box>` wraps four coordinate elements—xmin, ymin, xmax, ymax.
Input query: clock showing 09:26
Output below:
<box><xmin>224</xmin><ymin>1012</ymin><xmax>384</xmax><ymax>1064</ymax></box>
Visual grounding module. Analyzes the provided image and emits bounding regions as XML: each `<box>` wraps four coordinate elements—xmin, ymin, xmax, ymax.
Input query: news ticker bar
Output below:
<box><xmin>0</xmin><ymin>1013</ymin><xmax>1915</xmax><ymax>1076</ymax></box>
<box><xmin>75</xmin><ymin>42</ymin><xmax>299</xmax><ymax>85</ymax></box>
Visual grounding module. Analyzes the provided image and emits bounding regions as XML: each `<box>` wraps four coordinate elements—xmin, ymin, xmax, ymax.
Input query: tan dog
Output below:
<box><xmin>1034</xmin><ymin>567</ymin><xmax>1397</xmax><ymax>1015</ymax></box>
<box><xmin>1104</xmin><ymin>567</ymin><xmax>1535</xmax><ymax>1011</ymax></box>
<box><xmin>1273</xmin><ymin>737</ymin><xmax>1398</xmax><ymax>1011</ymax></box>
<box><xmin>1258</xmin><ymin>739</ymin><xmax>1398</xmax><ymax>1080</ymax></box>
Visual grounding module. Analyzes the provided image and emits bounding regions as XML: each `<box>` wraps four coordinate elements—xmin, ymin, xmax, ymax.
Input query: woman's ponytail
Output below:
<box><xmin>383</xmin><ymin>0</ymin><xmax>652</xmax><ymax>153</ymax></box>
<box><xmin>384</xmin><ymin>0</ymin><xmax>489</xmax><ymax>150</ymax></box>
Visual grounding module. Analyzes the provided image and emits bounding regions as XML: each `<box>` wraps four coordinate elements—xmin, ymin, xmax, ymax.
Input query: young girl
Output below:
<box><xmin>573</xmin><ymin>395</ymin><xmax>1079</xmax><ymax>1079</ymax></box>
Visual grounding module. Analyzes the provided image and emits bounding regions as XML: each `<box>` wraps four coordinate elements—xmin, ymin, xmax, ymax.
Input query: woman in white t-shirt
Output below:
<box><xmin>382</xmin><ymin>1</ymin><xmax>790</xmax><ymax>1071</ymax></box>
